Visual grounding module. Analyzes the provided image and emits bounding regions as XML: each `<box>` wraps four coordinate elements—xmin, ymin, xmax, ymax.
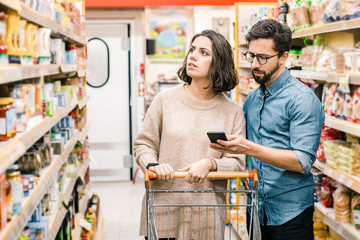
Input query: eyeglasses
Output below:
<box><xmin>244</xmin><ymin>51</ymin><xmax>281</xmax><ymax>65</ymax></box>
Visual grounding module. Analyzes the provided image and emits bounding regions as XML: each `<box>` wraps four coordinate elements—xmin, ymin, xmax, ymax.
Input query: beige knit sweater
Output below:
<box><xmin>134</xmin><ymin>84</ymin><xmax>246</xmax><ymax>239</ymax></box>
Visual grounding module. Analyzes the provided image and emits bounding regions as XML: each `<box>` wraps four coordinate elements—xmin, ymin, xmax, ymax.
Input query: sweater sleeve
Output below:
<box><xmin>134</xmin><ymin>94</ymin><xmax>163</xmax><ymax>171</ymax></box>
<box><xmin>213</xmin><ymin>109</ymin><xmax>246</xmax><ymax>172</ymax></box>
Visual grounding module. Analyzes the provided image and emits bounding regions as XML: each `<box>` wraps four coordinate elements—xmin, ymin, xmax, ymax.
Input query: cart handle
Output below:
<box><xmin>144</xmin><ymin>169</ymin><xmax>258</xmax><ymax>188</ymax></box>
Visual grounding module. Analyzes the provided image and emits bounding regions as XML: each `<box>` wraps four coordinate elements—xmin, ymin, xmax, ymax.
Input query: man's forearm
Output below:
<box><xmin>245</xmin><ymin>141</ymin><xmax>305</xmax><ymax>174</ymax></box>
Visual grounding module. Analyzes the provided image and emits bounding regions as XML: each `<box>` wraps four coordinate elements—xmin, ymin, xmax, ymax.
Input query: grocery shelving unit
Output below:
<box><xmin>315</xmin><ymin>202</ymin><xmax>360</xmax><ymax>240</ymax></box>
<box><xmin>0</xmin><ymin>0</ymin><xmax>89</xmax><ymax>239</ymax></box>
<box><xmin>0</xmin><ymin>126</ymin><xmax>89</xmax><ymax>240</ymax></box>
<box><xmin>290</xmin><ymin>70</ymin><xmax>360</xmax><ymax>84</ymax></box>
<box><xmin>234</xmin><ymin>3</ymin><xmax>360</xmax><ymax>239</ymax></box>
<box><xmin>0</xmin><ymin>0</ymin><xmax>86</xmax><ymax>46</ymax></box>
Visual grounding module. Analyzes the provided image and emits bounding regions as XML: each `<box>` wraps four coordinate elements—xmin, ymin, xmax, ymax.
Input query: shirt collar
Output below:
<box><xmin>260</xmin><ymin>69</ymin><xmax>290</xmax><ymax>96</ymax></box>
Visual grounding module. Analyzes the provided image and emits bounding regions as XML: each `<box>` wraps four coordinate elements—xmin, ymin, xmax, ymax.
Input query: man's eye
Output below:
<box><xmin>258</xmin><ymin>55</ymin><xmax>267</xmax><ymax>60</ymax></box>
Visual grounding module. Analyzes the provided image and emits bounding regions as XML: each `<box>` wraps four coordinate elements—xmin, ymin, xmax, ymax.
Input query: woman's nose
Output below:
<box><xmin>189</xmin><ymin>52</ymin><xmax>197</xmax><ymax>61</ymax></box>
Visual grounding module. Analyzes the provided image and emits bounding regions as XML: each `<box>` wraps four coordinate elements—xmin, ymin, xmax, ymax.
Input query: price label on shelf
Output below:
<box><xmin>345</xmin><ymin>179</ymin><xmax>353</xmax><ymax>188</ymax></box>
<box><xmin>356</xmin><ymin>128</ymin><xmax>360</xmax><ymax>137</ymax></box>
<box><xmin>337</xmin><ymin>225</ymin><xmax>344</xmax><ymax>235</ymax></box>
<box><xmin>338</xmin><ymin>174</ymin><xmax>345</xmax><ymax>183</ymax></box>
<box><xmin>327</xmin><ymin>169</ymin><xmax>334</xmax><ymax>177</ymax></box>
<box><xmin>338</xmin><ymin>74</ymin><xmax>350</xmax><ymax>93</ymax></box>
<box><xmin>8</xmin><ymin>151</ymin><xmax>15</xmax><ymax>163</ymax></box>
<box><xmin>343</xmin><ymin>125</ymin><xmax>349</xmax><ymax>133</ymax></box>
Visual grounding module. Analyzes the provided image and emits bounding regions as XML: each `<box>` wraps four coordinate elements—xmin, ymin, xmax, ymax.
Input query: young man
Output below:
<box><xmin>210</xmin><ymin>19</ymin><xmax>324</xmax><ymax>240</ymax></box>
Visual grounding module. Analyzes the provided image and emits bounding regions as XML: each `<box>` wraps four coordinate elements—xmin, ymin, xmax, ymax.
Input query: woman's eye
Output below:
<box><xmin>201</xmin><ymin>51</ymin><xmax>208</xmax><ymax>56</ymax></box>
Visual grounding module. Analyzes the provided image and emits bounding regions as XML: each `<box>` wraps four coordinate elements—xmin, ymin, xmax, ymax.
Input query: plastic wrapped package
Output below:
<box><xmin>320</xmin><ymin>126</ymin><xmax>342</xmax><ymax>140</ymax></box>
<box><xmin>289</xmin><ymin>0</ymin><xmax>311</xmax><ymax>30</ymax></box>
<box><xmin>320</xmin><ymin>176</ymin><xmax>336</xmax><ymax>207</ymax></box>
<box><xmin>316</xmin><ymin>142</ymin><xmax>326</xmax><ymax>163</ymax></box>
<box><xmin>331</xmin><ymin>88</ymin><xmax>345</xmax><ymax>119</ymax></box>
<box><xmin>352</xmin><ymin>192</ymin><xmax>360</xmax><ymax>229</ymax></box>
<box><xmin>343</xmin><ymin>49</ymin><xmax>356</xmax><ymax>73</ymax></box>
<box><xmin>334</xmin><ymin>184</ymin><xmax>351</xmax><ymax>223</ymax></box>
<box><xmin>322</xmin><ymin>84</ymin><xmax>337</xmax><ymax>116</ymax></box>
<box><xmin>324</xmin><ymin>0</ymin><xmax>360</xmax><ymax>23</ymax></box>
<box><xmin>355</xmin><ymin>49</ymin><xmax>360</xmax><ymax>74</ymax></box>
<box><xmin>344</xmin><ymin>93</ymin><xmax>354</xmax><ymax>121</ymax></box>
<box><xmin>352</xmin><ymin>87</ymin><xmax>360</xmax><ymax>123</ymax></box>
<box><xmin>316</xmin><ymin>47</ymin><xmax>335</xmax><ymax>72</ymax></box>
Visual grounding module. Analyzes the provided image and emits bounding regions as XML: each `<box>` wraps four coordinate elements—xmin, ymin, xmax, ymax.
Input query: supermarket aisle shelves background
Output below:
<box><xmin>92</xmin><ymin>181</ymin><xmax>144</xmax><ymax>240</ymax></box>
<box><xmin>92</xmin><ymin>180</ymin><xmax>241</xmax><ymax>240</ymax></box>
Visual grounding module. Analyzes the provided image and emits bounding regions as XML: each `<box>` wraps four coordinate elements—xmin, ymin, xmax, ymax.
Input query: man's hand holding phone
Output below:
<box><xmin>209</xmin><ymin>133</ymin><xmax>249</xmax><ymax>155</ymax></box>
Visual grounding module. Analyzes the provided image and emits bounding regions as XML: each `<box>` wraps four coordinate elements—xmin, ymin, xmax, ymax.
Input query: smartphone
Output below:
<box><xmin>207</xmin><ymin>131</ymin><xmax>228</xmax><ymax>143</ymax></box>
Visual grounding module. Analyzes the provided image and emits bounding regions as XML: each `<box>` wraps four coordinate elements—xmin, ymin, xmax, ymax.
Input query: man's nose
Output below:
<box><xmin>251</xmin><ymin>57</ymin><xmax>261</xmax><ymax>68</ymax></box>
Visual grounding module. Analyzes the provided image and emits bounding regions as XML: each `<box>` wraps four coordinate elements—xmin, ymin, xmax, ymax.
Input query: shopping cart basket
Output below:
<box><xmin>144</xmin><ymin>170</ymin><xmax>261</xmax><ymax>240</ymax></box>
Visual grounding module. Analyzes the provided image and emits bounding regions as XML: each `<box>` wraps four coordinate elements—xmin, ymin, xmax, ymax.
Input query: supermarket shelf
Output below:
<box><xmin>0</xmin><ymin>130</ymin><xmax>80</xmax><ymax>240</ymax></box>
<box><xmin>0</xmin><ymin>65</ymin><xmax>61</xmax><ymax>85</ymax></box>
<box><xmin>77</xmin><ymin>70</ymin><xmax>88</xmax><ymax>78</ymax></box>
<box><xmin>95</xmin><ymin>216</ymin><xmax>104</xmax><ymax>240</ymax></box>
<box><xmin>0</xmin><ymin>0</ymin><xmax>21</xmax><ymax>11</ymax></box>
<box><xmin>315</xmin><ymin>202</ymin><xmax>360</xmax><ymax>240</ymax></box>
<box><xmin>325</xmin><ymin>116</ymin><xmax>360</xmax><ymax>137</ymax></box>
<box><xmin>291</xmin><ymin>70</ymin><xmax>360</xmax><ymax>84</ymax></box>
<box><xmin>313</xmin><ymin>160</ymin><xmax>360</xmax><ymax>194</ymax></box>
<box><xmin>72</xmin><ymin>184</ymin><xmax>91</xmax><ymax>240</ymax></box>
<box><xmin>46</xmin><ymin>207</ymin><xmax>67</xmax><ymax>240</ymax></box>
<box><xmin>16</xmin><ymin>1</ymin><xmax>85</xmax><ymax>46</ymax></box>
<box><xmin>238</xmin><ymin>61</ymin><xmax>251</xmax><ymax>69</ymax></box>
<box><xmin>62</xmin><ymin>126</ymin><xmax>90</xmax><ymax>206</ymax></box>
<box><xmin>60</xmin><ymin>64</ymin><xmax>78</xmax><ymax>73</ymax></box>
<box><xmin>0</xmin><ymin>99</ymin><xmax>78</xmax><ymax>175</ymax></box>
<box><xmin>78</xmin><ymin>158</ymin><xmax>90</xmax><ymax>183</ymax></box>
<box><xmin>292</xmin><ymin>18</ymin><xmax>360</xmax><ymax>39</ymax></box>
<box><xmin>77</xmin><ymin>96</ymin><xmax>89</xmax><ymax>110</ymax></box>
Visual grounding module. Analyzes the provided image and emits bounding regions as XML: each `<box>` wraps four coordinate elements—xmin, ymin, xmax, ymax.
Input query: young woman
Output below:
<box><xmin>134</xmin><ymin>29</ymin><xmax>246</xmax><ymax>239</ymax></box>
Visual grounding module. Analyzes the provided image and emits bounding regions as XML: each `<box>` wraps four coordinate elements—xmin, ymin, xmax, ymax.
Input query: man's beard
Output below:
<box><xmin>252</xmin><ymin>63</ymin><xmax>280</xmax><ymax>85</ymax></box>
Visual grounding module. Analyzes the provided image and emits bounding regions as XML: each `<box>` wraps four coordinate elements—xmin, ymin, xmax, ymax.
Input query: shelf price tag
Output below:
<box><xmin>326</xmin><ymin>169</ymin><xmax>334</xmax><ymax>177</ymax></box>
<box><xmin>338</xmin><ymin>174</ymin><xmax>345</xmax><ymax>183</ymax></box>
<box><xmin>338</xmin><ymin>73</ymin><xmax>350</xmax><ymax>93</ymax></box>
<box><xmin>345</xmin><ymin>179</ymin><xmax>353</xmax><ymax>188</ymax></box>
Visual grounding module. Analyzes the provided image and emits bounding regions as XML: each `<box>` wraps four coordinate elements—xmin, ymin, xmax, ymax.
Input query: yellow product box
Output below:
<box><xmin>324</xmin><ymin>148</ymin><xmax>337</xmax><ymax>160</ymax></box>
<box><xmin>337</xmin><ymin>152</ymin><xmax>355</xmax><ymax>163</ymax></box>
<box><xmin>326</xmin><ymin>158</ymin><xmax>338</xmax><ymax>169</ymax></box>
<box><xmin>338</xmin><ymin>144</ymin><xmax>356</xmax><ymax>157</ymax></box>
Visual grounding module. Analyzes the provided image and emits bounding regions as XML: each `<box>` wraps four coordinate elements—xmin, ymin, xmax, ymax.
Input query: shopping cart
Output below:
<box><xmin>144</xmin><ymin>169</ymin><xmax>261</xmax><ymax>240</ymax></box>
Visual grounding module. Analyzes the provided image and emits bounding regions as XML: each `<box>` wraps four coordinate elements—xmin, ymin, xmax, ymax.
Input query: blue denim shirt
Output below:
<box><xmin>244</xmin><ymin>69</ymin><xmax>325</xmax><ymax>226</ymax></box>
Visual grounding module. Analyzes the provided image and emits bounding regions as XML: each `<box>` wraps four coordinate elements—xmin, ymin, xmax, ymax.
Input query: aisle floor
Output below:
<box><xmin>91</xmin><ymin>180</ymin><xmax>241</xmax><ymax>240</ymax></box>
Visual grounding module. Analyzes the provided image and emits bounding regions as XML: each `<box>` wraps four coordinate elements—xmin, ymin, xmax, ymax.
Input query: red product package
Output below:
<box><xmin>320</xmin><ymin>126</ymin><xmax>342</xmax><ymax>140</ymax></box>
<box><xmin>320</xmin><ymin>177</ymin><xmax>335</xmax><ymax>208</ymax></box>
<box><xmin>316</xmin><ymin>142</ymin><xmax>325</xmax><ymax>163</ymax></box>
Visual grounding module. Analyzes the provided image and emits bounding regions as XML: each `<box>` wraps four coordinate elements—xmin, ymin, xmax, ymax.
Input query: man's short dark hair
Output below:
<box><xmin>245</xmin><ymin>19</ymin><xmax>292</xmax><ymax>55</ymax></box>
<box><xmin>177</xmin><ymin>30</ymin><xmax>238</xmax><ymax>93</ymax></box>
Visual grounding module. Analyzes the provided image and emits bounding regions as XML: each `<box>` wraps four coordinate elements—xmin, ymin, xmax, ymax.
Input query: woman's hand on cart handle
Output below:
<box><xmin>177</xmin><ymin>158</ymin><xmax>212</xmax><ymax>184</ymax></box>
<box><xmin>149</xmin><ymin>163</ymin><xmax>175</xmax><ymax>182</ymax></box>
